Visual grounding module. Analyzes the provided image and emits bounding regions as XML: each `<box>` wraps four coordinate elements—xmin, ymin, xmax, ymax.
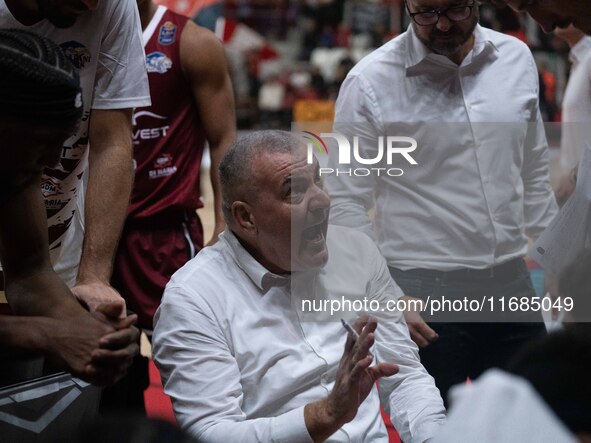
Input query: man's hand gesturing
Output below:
<box><xmin>304</xmin><ymin>318</ymin><xmax>399</xmax><ymax>442</ymax></box>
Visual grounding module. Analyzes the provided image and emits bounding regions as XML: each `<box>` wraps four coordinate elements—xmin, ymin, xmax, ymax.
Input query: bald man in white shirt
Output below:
<box><xmin>153</xmin><ymin>131</ymin><xmax>446</xmax><ymax>443</ymax></box>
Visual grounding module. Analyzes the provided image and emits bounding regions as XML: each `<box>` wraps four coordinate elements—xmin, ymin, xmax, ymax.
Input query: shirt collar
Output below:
<box><xmin>569</xmin><ymin>36</ymin><xmax>591</xmax><ymax>65</ymax></box>
<box><xmin>220</xmin><ymin>229</ymin><xmax>290</xmax><ymax>293</ymax></box>
<box><xmin>405</xmin><ymin>24</ymin><xmax>498</xmax><ymax>73</ymax></box>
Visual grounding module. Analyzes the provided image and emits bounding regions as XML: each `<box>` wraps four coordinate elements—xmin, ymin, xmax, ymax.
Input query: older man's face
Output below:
<box><xmin>248</xmin><ymin>145</ymin><xmax>330</xmax><ymax>274</ymax></box>
<box><xmin>504</xmin><ymin>0</ymin><xmax>591</xmax><ymax>34</ymax></box>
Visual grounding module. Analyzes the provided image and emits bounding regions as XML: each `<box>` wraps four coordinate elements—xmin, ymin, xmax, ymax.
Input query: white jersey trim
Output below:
<box><xmin>143</xmin><ymin>5</ymin><xmax>167</xmax><ymax>47</ymax></box>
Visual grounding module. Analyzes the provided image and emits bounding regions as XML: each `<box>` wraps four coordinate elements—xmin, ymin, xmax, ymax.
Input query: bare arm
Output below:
<box><xmin>0</xmin><ymin>175</ymin><xmax>76</xmax><ymax>316</ymax></box>
<box><xmin>73</xmin><ymin>108</ymin><xmax>134</xmax><ymax>316</ymax></box>
<box><xmin>181</xmin><ymin>23</ymin><xmax>236</xmax><ymax>246</ymax></box>
<box><xmin>0</xmin><ymin>176</ymin><xmax>139</xmax><ymax>386</ymax></box>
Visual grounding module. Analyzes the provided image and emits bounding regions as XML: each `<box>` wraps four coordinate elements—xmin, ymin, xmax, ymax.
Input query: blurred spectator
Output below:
<box><xmin>311</xmin><ymin>66</ymin><xmax>328</xmax><ymax>98</ymax></box>
<box><xmin>258</xmin><ymin>72</ymin><xmax>287</xmax><ymax>128</ymax></box>
<box><xmin>194</xmin><ymin>0</ymin><xmax>224</xmax><ymax>31</ymax></box>
<box><xmin>538</xmin><ymin>60</ymin><xmax>559</xmax><ymax>121</ymax></box>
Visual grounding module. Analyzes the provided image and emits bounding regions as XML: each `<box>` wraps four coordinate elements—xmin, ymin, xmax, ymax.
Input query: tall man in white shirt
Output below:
<box><xmin>327</xmin><ymin>0</ymin><xmax>557</xmax><ymax>403</ymax></box>
<box><xmin>153</xmin><ymin>131</ymin><xmax>446</xmax><ymax>443</ymax></box>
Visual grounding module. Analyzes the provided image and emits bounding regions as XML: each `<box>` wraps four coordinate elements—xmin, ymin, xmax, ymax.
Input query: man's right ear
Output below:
<box><xmin>232</xmin><ymin>201</ymin><xmax>256</xmax><ymax>232</ymax></box>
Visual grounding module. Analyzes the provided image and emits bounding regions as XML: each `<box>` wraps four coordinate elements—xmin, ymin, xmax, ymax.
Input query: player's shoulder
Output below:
<box><xmin>180</xmin><ymin>19</ymin><xmax>222</xmax><ymax>52</ymax></box>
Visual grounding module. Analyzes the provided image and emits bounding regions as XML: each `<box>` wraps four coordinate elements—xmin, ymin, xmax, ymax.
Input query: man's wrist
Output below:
<box><xmin>75</xmin><ymin>270</ymin><xmax>110</xmax><ymax>287</ymax></box>
<box><xmin>304</xmin><ymin>398</ymin><xmax>347</xmax><ymax>443</ymax></box>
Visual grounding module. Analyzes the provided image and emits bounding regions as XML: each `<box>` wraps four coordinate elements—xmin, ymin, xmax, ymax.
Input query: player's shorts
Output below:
<box><xmin>111</xmin><ymin>210</ymin><xmax>203</xmax><ymax>330</ymax></box>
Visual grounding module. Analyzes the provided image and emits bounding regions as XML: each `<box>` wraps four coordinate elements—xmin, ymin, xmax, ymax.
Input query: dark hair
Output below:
<box><xmin>0</xmin><ymin>28</ymin><xmax>83</xmax><ymax>126</ymax></box>
<box><xmin>508</xmin><ymin>327</ymin><xmax>591</xmax><ymax>434</ymax></box>
<box><xmin>219</xmin><ymin>130</ymin><xmax>300</xmax><ymax>222</ymax></box>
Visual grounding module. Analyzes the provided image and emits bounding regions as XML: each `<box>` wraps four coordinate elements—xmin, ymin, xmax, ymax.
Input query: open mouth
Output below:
<box><xmin>302</xmin><ymin>222</ymin><xmax>325</xmax><ymax>243</ymax></box>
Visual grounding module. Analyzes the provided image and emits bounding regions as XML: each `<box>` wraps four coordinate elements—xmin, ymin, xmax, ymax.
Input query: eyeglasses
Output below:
<box><xmin>405</xmin><ymin>2</ymin><xmax>476</xmax><ymax>26</ymax></box>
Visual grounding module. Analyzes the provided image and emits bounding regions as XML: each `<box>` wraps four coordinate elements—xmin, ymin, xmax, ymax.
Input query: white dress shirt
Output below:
<box><xmin>153</xmin><ymin>226</ymin><xmax>445</xmax><ymax>443</ymax></box>
<box><xmin>560</xmin><ymin>37</ymin><xmax>591</xmax><ymax>171</ymax></box>
<box><xmin>433</xmin><ymin>370</ymin><xmax>577</xmax><ymax>443</ymax></box>
<box><xmin>327</xmin><ymin>25</ymin><xmax>557</xmax><ymax>271</ymax></box>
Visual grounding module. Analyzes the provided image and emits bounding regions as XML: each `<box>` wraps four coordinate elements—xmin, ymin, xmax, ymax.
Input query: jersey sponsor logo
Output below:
<box><xmin>60</xmin><ymin>41</ymin><xmax>91</xmax><ymax>69</ymax></box>
<box><xmin>158</xmin><ymin>21</ymin><xmax>177</xmax><ymax>45</ymax></box>
<box><xmin>149</xmin><ymin>153</ymin><xmax>177</xmax><ymax>179</ymax></box>
<box><xmin>132</xmin><ymin>110</ymin><xmax>167</xmax><ymax>126</ymax></box>
<box><xmin>41</xmin><ymin>177</ymin><xmax>61</xmax><ymax>199</ymax></box>
<box><xmin>132</xmin><ymin>111</ymin><xmax>170</xmax><ymax>143</ymax></box>
<box><xmin>146</xmin><ymin>52</ymin><xmax>173</xmax><ymax>74</ymax></box>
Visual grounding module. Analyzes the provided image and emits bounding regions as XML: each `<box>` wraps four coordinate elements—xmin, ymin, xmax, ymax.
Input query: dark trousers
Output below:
<box><xmin>99</xmin><ymin>353</ymin><xmax>149</xmax><ymax>415</ymax></box>
<box><xmin>389</xmin><ymin>258</ymin><xmax>546</xmax><ymax>406</ymax></box>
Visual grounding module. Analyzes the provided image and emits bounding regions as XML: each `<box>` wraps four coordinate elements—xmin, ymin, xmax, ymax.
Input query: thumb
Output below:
<box><xmin>96</xmin><ymin>301</ymin><xmax>126</xmax><ymax>319</ymax></box>
<box><xmin>370</xmin><ymin>363</ymin><xmax>399</xmax><ymax>380</ymax></box>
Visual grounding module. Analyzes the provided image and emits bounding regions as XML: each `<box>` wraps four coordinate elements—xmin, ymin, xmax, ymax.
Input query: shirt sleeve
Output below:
<box><xmin>326</xmin><ymin>74</ymin><xmax>382</xmax><ymax>240</ymax></box>
<box><xmin>92</xmin><ymin>0</ymin><xmax>151</xmax><ymax>109</ymax></box>
<box><xmin>365</xmin><ymin>241</ymin><xmax>447</xmax><ymax>443</ymax></box>
<box><xmin>521</xmin><ymin>54</ymin><xmax>558</xmax><ymax>240</ymax></box>
<box><xmin>152</xmin><ymin>286</ymin><xmax>314</xmax><ymax>443</ymax></box>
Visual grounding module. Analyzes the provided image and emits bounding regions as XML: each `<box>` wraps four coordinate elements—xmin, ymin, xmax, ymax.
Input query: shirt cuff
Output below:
<box><xmin>271</xmin><ymin>406</ymin><xmax>314</xmax><ymax>443</ymax></box>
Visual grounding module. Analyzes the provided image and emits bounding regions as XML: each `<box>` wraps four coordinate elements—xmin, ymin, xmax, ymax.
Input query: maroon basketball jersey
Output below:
<box><xmin>129</xmin><ymin>6</ymin><xmax>206</xmax><ymax>220</ymax></box>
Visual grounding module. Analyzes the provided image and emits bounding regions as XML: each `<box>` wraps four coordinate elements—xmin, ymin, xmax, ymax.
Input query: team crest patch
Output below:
<box><xmin>158</xmin><ymin>21</ymin><xmax>177</xmax><ymax>45</ymax></box>
<box><xmin>146</xmin><ymin>52</ymin><xmax>173</xmax><ymax>74</ymax></box>
<box><xmin>60</xmin><ymin>41</ymin><xmax>91</xmax><ymax>69</ymax></box>
<box><xmin>149</xmin><ymin>153</ymin><xmax>177</xmax><ymax>179</ymax></box>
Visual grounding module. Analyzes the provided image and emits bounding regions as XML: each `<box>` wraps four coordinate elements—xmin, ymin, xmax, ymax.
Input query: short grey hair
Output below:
<box><xmin>219</xmin><ymin>130</ymin><xmax>302</xmax><ymax>223</ymax></box>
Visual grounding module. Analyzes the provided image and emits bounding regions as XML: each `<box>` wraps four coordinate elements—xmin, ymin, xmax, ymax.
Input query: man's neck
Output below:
<box><xmin>4</xmin><ymin>0</ymin><xmax>43</xmax><ymax>26</ymax></box>
<box><xmin>138</xmin><ymin>0</ymin><xmax>158</xmax><ymax>31</ymax></box>
<box><xmin>567</xmin><ymin>34</ymin><xmax>585</xmax><ymax>49</ymax></box>
<box><xmin>447</xmin><ymin>35</ymin><xmax>475</xmax><ymax>66</ymax></box>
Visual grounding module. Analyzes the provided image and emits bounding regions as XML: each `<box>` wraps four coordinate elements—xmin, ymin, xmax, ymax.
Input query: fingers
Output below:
<box><xmin>350</xmin><ymin>354</ymin><xmax>374</xmax><ymax>379</ymax></box>
<box><xmin>368</xmin><ymin>363</ymin><xmax>399</xmax><ymax>380</ymax></box>
<box><xmin>91</xmin><ymin>346</ymin><xmax>138</xmax><ymax>365</ymax></box>
<box><xmin>113</xmin><ymin>313</ymin><xmax>138</xmax><ymax>330</ymax></box>
<box><xmin>408</xmin><ymin>320</ymin><xmax>438</xmax><ymax>348</ymax></box>
<box><xmin>93</xmin><ymin>310</ymin><xmax>138</xmax><ymax>331</ymax></box>
<box><xmin>99</xmin><ymin>325</ymin><xmax>140</xmax><ymax>350</ymax></box>
<box><xmin>347</xmin><ymin>319</ymin><xmax>377</xmax><ymax>379</ymax></box>
<box><xmin>96</xmin><ymin>301</ymin><xmax>127</xmax><ymax>319</ymax></box>
<box><xmin>403</xmin><ymin>301</ymin><xmax>438</xmax><ymax>348</ymax></box>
